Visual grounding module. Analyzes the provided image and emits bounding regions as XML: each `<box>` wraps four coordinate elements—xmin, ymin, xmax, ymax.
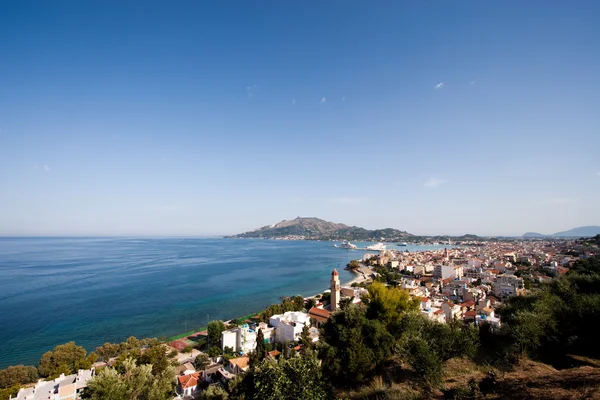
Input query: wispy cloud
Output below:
<box><xmin>470</xmin><ymin>80</ymin><xmax>476</xmax><ymax>85</ymax></box>
<box><xmin>423</xmin><ymin>177</ymin><xmax>447</xmax><ymax>188</ymax></box>
<box><xmin>342</xmin><ymin>96</ymin><xmax>345</xmax><ymax>102</ymax></box>
<box><xmin>320</xmin><ymin>97</ymin><xmax>326</xmax><ymax>104</ymax></box>
<box><xmin>292</xmin><ymin>98</ymin><xmax>296</xmax><ymax>106</ymax></box>
<box><xmin>435</xmin><ymin>82</ymin><xmax>444</xmax><ymax>90</ymax></box>
<box><xmin>596</xmin><ymin>171</ymin><xmax>600</xmax><ymax>177</ymax></box>
<box><xmin>327</xmin><ymin>197</ymin><xmax>367</xmax><ymax>205</ymax></box>
<box><xmin>246</xmin><ymin>84</ymin><xmax>257</xmax><ymax>98</ymax></box>
<box><xmin>541</xmin><ymin>198</ymin><xmax>579</xmax><ymax>205</ymax></box>
<box><xmin>34</xmin><ymin>163</ymin><xmax>50</xmax><ymax>172</ymax></box>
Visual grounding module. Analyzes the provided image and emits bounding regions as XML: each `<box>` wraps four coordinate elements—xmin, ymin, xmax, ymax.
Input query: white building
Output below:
<box><xmin>493</xmin><ymin>274</ymin><xmax>524</xmax><ymax>299</ymax></box>
<box><xmin>269</xmin><ymin>311</ymin><xmax>310</xmax><ymax>344</ymax></box>
<box><xmin>434</xmin><ymin>264</ymin><xmax>463</xmax><ymax>280</ymax></box>
<box><xmin>11</xmin><ymin>369</ymin><xmax>95</xmax><ymax>400</ymax></box>
<box><xmin>220</xmin><ymin>324</ymin><xmax>257</xmax><ymax>355</ymax></box>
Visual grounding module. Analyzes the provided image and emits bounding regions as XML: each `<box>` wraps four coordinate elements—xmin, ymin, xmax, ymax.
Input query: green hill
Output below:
<box><xmin>226</xmin><ymin>217</ymin><xmax>413</xmax><ymax>241</ymax></box>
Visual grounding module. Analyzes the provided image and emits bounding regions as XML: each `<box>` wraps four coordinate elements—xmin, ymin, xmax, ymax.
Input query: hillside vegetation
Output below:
<box><xmin>228</xmin><ymin>217</ymin><xmax>413</xmax><ymax>240</ymax></box>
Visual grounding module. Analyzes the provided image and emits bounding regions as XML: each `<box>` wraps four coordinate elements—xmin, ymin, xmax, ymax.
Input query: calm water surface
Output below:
<box><xmin>0</xmin><ymin>237</ymin><xmax>448</xmax><ymax>368</ymax></box>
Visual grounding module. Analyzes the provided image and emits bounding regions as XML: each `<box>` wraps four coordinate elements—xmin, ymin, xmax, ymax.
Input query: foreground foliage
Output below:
<box><xmin>488</xmin><ymin>255</ymin><xmax>600</xmax><ymax>367</ymax></box>
<box><xmin>81</xmin><ymin>358</ymin><xmax>175</xmax><ymax>400</ymax></box>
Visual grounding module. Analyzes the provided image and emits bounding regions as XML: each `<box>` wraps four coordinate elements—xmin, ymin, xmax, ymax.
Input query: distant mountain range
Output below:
<box><xmin>226</xmin><ymin>217</ymin><xmax>414</xmax><ymax>241</ymax></box>
<box><xmin>523</xmin><ymin>226</ymin><xmax>600</xmax><ymax>238</ymax></box>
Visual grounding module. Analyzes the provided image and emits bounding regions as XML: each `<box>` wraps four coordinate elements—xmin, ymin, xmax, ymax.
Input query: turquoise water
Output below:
<box><xmin>0</xmin><ymin>237</ymin><xmax>448</xmax><ymax>368</ymax></box>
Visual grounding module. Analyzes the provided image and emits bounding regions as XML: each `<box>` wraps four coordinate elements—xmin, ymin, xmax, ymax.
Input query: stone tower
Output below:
<box><xmin>330</xmin><ymin>268</ymin><xmax>341</xmax><ymax>311</ymax></box>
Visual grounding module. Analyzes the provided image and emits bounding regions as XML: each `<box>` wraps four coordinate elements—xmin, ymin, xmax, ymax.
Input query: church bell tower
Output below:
<box><xmin>330</xmin><ymin>268</ymin><xmax>341</xmax><ymax>311</ymax></box>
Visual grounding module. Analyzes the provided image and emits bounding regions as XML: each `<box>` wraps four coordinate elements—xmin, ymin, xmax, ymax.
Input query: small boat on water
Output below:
<box><xmin>366</xmin><ymin>242</ymin><xmax>386</xmax><ymax>251</ymax></box>
<box><xmin>397</xmin><ymin>242</ymin><xmax>408</xmax><ymax>246</ymax></box>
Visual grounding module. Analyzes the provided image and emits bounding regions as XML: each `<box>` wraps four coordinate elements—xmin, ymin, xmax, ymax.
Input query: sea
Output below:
<box><xmin>0</xmin><ymin>237</ymin><xmax>451</xmax><ymax>368</ymax></box>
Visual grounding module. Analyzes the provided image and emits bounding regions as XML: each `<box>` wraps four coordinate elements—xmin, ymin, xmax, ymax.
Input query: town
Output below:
<box><xmin>4</xmin><ymin>235</ymin><xmax>600</xmax><ymax>400</ymax></box>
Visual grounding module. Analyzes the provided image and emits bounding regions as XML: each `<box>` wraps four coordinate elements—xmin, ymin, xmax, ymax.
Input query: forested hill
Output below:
<box><xmin>226</xmin><ymin>217</ymin><xmax>413</xmax><ymax>241</ymax></box>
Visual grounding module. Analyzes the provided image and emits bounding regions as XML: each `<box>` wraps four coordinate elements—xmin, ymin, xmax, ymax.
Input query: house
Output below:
<box><xmin>434</xmin><ymin>264</ymin><xmax>464</xmax><ymax>280</ymax></box>
<box><xmin>441</xmin><ymin>301</ymin><xmax>463</xmax><ymax>322</ymax></box>
<box><xmin>177</xmin><ymin>372</ymin><xmax>200</xmax><ymax>397</ymax></box>
<box><xmin>256</xmin><ymin>322</ymin><xmax>275</xmax><ymax>344</ymax></box>
<box><xmin>432</xmin><ymin>308</ymin><xmax>446</xmax><ymax>323</ymax></box>
<box><xmin>221</xmin><ymin>324</ymin><xmax>257</xmax><ymax>354</ymax></box>
<box><xmin>11</xmin><ymin>369</ymin><xmax>95</xmax><ymax>400</ymax></box>
<box><xmin>227</xmin><ymin>356</ymin><xmax>250</xmax><ymax>375</ymax></box>
<box><xmin>176</xmin><ymin>362</ymin><xmax>196</xmax><ymax>376</ymax></box>
<box><xmin>420</xmin><ymin>297</ymin><xmax>432</xmax><ymax>310</ymax></box>
<box><xmin>269</xmin><ymin>311</ymin><xmax>310</xmax><ymax>343</ymax></box>
<box><xmin>463</xmin><ymin>310</ymin><xmax>477</xmax><ymax>322</ymax></box>
<box><xmin>441</xmin><ymin>280</ymin><xmax>468</xmax><ymax>300</ymax></box>
<box><xmin>202</xmin><ymin>364</ymin><xmax>223</xmax><ymax>383</ymax></box>
<box><xmin>493</xmin><ymin>274</ymin><xmax>525</xmax><ymax>299</ymax></box>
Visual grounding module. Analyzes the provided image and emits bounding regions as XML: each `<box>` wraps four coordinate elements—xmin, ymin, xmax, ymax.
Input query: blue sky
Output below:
<box><xmin>0</xmin><ymin>1</ymin><xmax>599</xmax><ymax>236</ymax></box>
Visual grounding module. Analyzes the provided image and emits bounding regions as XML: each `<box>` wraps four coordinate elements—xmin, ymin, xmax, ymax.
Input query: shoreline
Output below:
<box><xmin>167</xmin><ymin>267</ymin><xmax>374</xmax><ymax>344</ymax></box>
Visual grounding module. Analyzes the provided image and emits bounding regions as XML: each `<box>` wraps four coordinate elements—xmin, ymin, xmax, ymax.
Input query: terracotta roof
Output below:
<box><xmin>228</xmin><ymin>356</ymin><xmax>250</xmax><ymax>370</ymax></box>
<box><xmin>178</xmin><ymin>372</ymin><xmax>200</xmax><ymax>389</ymax></box>
<box><xmin>461</xmin><ymin>301</ymin><xmax>475</xmax><ymax>308</ymax></box>
<box><xmin>308</xmin><ymin>306</ymin><xmax>331</xmax><ymax>318</ymax></box>
<box><xmin>434</xmin><ymin>309</ymin><xmax>444</xmax><ymax>315</ymax></box>
<box><xmin>464</xmin><ymin>310</ymin><xmax>477</xmax><ymax>318</ymax></box>
<box><xmin>268</xmin><ymin>350</ymin><xmax>281</xmax><ymax>358</ymax></box>
<box><xmin>421</xmin><ymin>297</ymin><xmax>429</xmax><ymax>302</ymax></box>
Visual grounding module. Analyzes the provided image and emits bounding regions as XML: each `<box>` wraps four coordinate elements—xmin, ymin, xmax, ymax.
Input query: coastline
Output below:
<box><xmin>167</xmin><ymin>267</ymin><xmax>374</xmax><ymax>345</ymax></box>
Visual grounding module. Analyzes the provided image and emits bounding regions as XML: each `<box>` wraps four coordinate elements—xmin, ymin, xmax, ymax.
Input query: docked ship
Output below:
<box><xmin>336</xmin><ymin>240</ymin><xmax>358</xmax><ymax>250</ymax></box>
<box><xmin>366</xmin><ymin>242</ymin><xmax>386</xmax><ymax>251</ymax></box>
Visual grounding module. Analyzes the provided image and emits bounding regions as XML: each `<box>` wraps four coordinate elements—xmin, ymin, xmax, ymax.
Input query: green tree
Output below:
<box><xmin>318</xmin><ymin>304</ymin><xmax>393</xmax><ymax>387</ymax></box>
<box><xmin>402</xmin><ymin>336</ymin><xmax>443</xmax><ymax>388</ymax></box>
<box><xmin>256</xmin><ymin>329</ymin><xmax>265</xmax><ymax>359</ymax></box>
<box><xmin>365</xmin><ymin>281</ymin><xmax>420</xmax><ymax>330</ymax></box>
<box><xmin>195</xmin><ymin>353</ymin><xmax>210</xmax><ymax>370</ymax></box>
<box><xmin>299</xmin><ymin>324</ymin><xmax>313</xmax><ymax>351</ymax></box>
<box><xmin>347</xmin><ymin>260</ymin><xmax>360</xmax><ymax>271</ymax></box>
<box><xmin>250</xmin><ymin>329</ymin><xmax>265</xmax><ymax>369</ymax></box>
<box><xmin>0</xmin><ymin>385</ymin><xmax>21</xmax><ymax>400</ymax></box>
<box><xmin>208</xmin><ymin>346</ymin><xmax>222</xmax><ymax>358</ymax></box>
<box><xmin>291</xmin><ymin>296</ymin><xmax>305</xmax><ymax>311</ymax></box>
<box><xmin>120</xmin><ymin>336</ymin><xmax>141</xmax><ymax>352</ymax></box>
<box><xmin>37</xmin><ymin>342</ymin><xmax>91</xmax><ymax>378</ymax></box>
<box><xmin>208</xmin><ymin>321</ymin><xmax>226</xmax><ymax>347</ymax></box>
<box><xmin>244</xmin><ymin>354</ymin><xmax>328</xmax><ymax>400</ymax></box>
<box><xmin>201</xmin><ymin>384</ymin><xmax>229</xmax><ymax>399</ymax></box>
<box><xmin>82</xmin><ymin>358</ymin><xmax>175</xmax><ymax>400</ymax></box>
<box><xmin>280</xmin><ymin>353</ymin><xmax>329</xmax><ymax>399</ymax></box>
<box><xmin>0</xmin><ymin>365</ymin><xmax>38</xmax><ymax>389</ymax></box>
<box><xmin>139</xmin><ymin>344</ymin><xmax>177</xmax><ymax>375</ymax></box>
<box><xmin>81</xmin><ymin>366</ymin><xmax>129</xmax><ymax>400</ymax></box>
<box><xmin>95</xmin><ymin>342</ymin><xmax>120</xmax><ymax>362</ymax></box>
<box><xmin>305</xmin><ymin>298</ymin><xmax>316</xmax><ymax>310</ymax></box>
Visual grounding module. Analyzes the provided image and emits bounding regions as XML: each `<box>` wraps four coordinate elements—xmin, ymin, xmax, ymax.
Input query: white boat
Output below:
<box><xmin>339</xmin><ymin>240</ymin><xmax>358</xmax><ymax>249</ymax></box>
<box><xmin>366</xmin><ymin>242</ymin><xmax>386</xmax><ymax>251</ymax></box>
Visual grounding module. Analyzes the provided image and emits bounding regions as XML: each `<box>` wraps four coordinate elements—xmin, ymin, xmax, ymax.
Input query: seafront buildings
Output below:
<box><xmin>10</xmin><ymin>369</ymin><xmax>95</xmax><ymax>400</ymax></box>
